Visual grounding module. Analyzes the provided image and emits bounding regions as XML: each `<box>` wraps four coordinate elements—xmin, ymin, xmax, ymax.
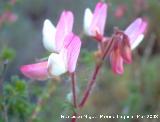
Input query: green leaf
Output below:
<box><xmin>0</xmin><ymin>47</ymin><xmax>16</xmax><ymax>61</ymax></box>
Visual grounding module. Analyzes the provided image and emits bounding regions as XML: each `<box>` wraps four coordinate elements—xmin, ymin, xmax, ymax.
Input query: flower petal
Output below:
<box><xmin>55</xmin><ymin>11</ymin><xmax>74</xmax><ymax>53</ymax></box>
<box><xmin>48</xmin><ymin>50</ymin><xmax>68</xmax><ymax>76</ymax></box>
<box><xmin>131</xmin><ymin>21</ymin><xmax>147</xmax><ymax>49</ymax></box>
<box><xmin>42</xmin><ymin>19</ymin><xmax>56</xmax><ymax>52</ymax></box>
<box><xmin>131</xmin><ymin>34</ymin><xmax>144</xmax><ymax>50</ymax></box>
<box><xmin>124</xmin><ymin>18</ymin><xmax>142</xmax><ymax>43</ymax></box>
<box><xmin>83</xmin><ymin>8</ymin><xmax>93</xmax><ymax>35</ymax></box>
<box><xmin>89</xmin><ymin>2</ymin><xmax>107</xmax><ymax>36</ymax></box>
<box><xmin>110</xmin><ymin>49</ymin><xmax>124</xmax><ymax>74</ymax></box>
<box><xmin>64</xmin><ymin>33</ymin><xmax>81</xmax><ymax>73</ymax></box>
<box><xmin>121</xmin><ymin>44</ymin><xmax>132</xmax><ymax>64</ymax></box>
<box><xmin>125</xmin><ymin>18</ymin><xmax>147</xmax><ymax>46</ymax></box>
<box><xmin>121</xmin><ymin>37</ymin><xmax>132</xmax><ymax>64</ymax></box>
<box><xmin>125</xmin><ymin>18</ymin><xmax>147</xmax><ymax>50</ymax></box>
<box><xmin>20</xmin><ymin>61</ymin><xmax>48</xmax><ymax>80</ymax></box>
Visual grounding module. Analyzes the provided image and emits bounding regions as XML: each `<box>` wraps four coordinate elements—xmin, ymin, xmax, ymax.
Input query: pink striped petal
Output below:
<box><xmin>55</xmin><ymin>11</ymin><xmax>74</xmax><ymax>53</ymax></box>
<box><xmin>20</xmin><ymin>61</ymin><xmax>48</xmax><ymax>80</ymax></box>
<box><xmin>110</xmin><ymin>49</ymin><xmax>124</xmax><ymax>74</ymax></box>
<box><xmin>89</xmin><ymin>2</ymin><xmax>107</xmax><ymax>36</ymax></box>
<box><xmin>64</xmin><ymin>33</ymin><xmax>81</xmax><ymax>73</ymax></box>
<box><xmin>124</xmin><ymin>18</ymin><xmax>147</xmax><ymax>48</ymax></box>
<box><xmin>124</xmin><ymin>18</ymin><xmax>142</xmax><ymax>43</ymax></box>
<box><xmin>131</xmin><ymin>21</ymin><xmax>147</xmax><ymax>49</ymax></box>
<box><xmin>138</xmin><ymin>20</ymin><xmax>147</xmax><ymax>35</ymax></box>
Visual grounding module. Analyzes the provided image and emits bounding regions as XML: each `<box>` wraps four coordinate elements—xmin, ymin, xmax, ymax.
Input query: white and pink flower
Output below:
<box><xmin>83</xmin><ymin>2</ymin><xmax>108</xmax><ymax>41</ymax></box>
<box><xmin>20</xmin><ymin>11</ymin><xmax>81</xmax><ymax>80</ymax></box>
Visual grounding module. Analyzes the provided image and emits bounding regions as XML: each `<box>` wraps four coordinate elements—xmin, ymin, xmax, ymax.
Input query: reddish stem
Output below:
<box><xmin>78</xmin><ymin>38</ymin><xmax>115</xmax><ymax>108</ymax></box>
<box><xmin>71</xmin><ymin>73</ymin><xmax>77</xmax><ymax>122</ymax></box>
<box><xmin>71</xmin><ymin>73</ymin><xmax>77</xmax><ymax>108</ymax></box>
<box><xmin>79</xmin><ymin>63</ymin><xmax>102</xmax><ymax>108</ymax></box>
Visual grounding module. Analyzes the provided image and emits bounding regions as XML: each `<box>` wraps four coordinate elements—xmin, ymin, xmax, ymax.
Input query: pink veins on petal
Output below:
<box><xmin>66</xmin><ymin>34</ymin><xmax>81</xmax><ymax>73</ymax></box>
<box><xmin>64</xmin><ymin>33</ymin><xmax>81</xmax><ymax>73</ymax></box>
<box><xmin>55</xmin><ymin>11</ymin><xmax>74</xmax><ymax>53</ymax></box>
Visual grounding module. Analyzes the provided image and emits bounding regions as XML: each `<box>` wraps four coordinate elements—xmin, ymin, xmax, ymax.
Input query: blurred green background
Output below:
<box><xmin>0</xmin><ymin>0</ymin><xmax>160</xmax><ymax>122</ymax></box>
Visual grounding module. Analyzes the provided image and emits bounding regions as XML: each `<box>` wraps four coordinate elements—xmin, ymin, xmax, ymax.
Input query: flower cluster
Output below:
<box><xmin>20</xmin><ymin>1</ymin><xmax>147</xmax><ymax>79</ymax></box>
<box><xmin>20</xmin><ymin>2</ymin><xmax>148</xmax><ymax>119</ymax></box>
<box><xmin>84</xmin><ymin>3</ymin><xmax>147</xmax><ymax>75</ymax></box>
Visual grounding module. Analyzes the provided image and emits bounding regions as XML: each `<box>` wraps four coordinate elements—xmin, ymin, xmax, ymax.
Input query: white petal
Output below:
<box><xmin>42</xmin><ymin>19</ymin><xmax>56</xmax><ymax>52</ymax></box>
<box><xmin>131</xmin><ymin>34</ymin><xmax>144</xmax><ymax>50</ymax></box>
<box><xmin>47</xmin><ymin>49</ymin><xmax>67</xmax><ymax>76</ymax></box>
<box><xmin>83</xmin><ymin>8</ymin><xmax>93</xmax><ymax>35</ymax></box>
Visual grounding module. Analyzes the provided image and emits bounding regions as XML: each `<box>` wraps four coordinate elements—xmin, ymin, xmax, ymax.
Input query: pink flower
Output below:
<box><xmin>20</xmin><ymin>11</ymin><xmax>81</xmax><ymax>80</ymax></box>
<box><xmin>83</xmin><ymin>2</ymin><xmax>108</xmax><ymax>41</ymax></box>
<box><xmin>110</xmin><ymin>18</ymin><xmax>147</xmax><ymax>74</ymax></box>
<box><xmin>21</xmin><ymin>33</ymin><xmax>81</xmax><ymax>80</ymax></box>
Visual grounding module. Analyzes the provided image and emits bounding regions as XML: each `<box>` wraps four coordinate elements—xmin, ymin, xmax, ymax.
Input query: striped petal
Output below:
<box><xmin>64</xmin><ymin>33</ymin><xmax>81</xmax><ymax>73</ymax></box>
<box><xmin>55</xmin><ymin>11</ymin><xmax>74</xmax><ymax>53</ymax></box>
<box><xmin>124</xmin><ymin>18</ymin><xmax>147</xmax><ymax>49</ymax></box>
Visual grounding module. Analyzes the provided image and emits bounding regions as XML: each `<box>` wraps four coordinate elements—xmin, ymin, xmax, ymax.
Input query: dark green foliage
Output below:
<box><xmin>0</xmin><ymin>76</ymin><xmax>34</xmax><ymax>122</ymax></box>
